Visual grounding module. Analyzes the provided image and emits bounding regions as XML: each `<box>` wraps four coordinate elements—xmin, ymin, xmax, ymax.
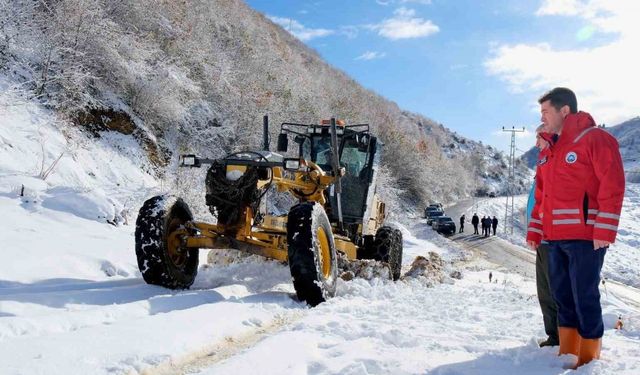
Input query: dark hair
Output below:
<box><xmin>538</xmin><ymin>87</ymin><xmax>577</xmax><ymax>113</ymax></box>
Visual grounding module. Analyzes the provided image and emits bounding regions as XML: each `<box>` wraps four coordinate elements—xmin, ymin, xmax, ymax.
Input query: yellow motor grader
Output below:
<box><xmin>134</xmin><ymin>118</ymin><xmax>402</xmax><ymax>306</ymax></box>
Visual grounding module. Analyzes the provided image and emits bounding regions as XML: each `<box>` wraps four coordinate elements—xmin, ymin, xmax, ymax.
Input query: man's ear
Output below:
<box><xmin>561</xmin><ymin>105</ymin><xmax>571</xmax><ymax>117</ymax></box>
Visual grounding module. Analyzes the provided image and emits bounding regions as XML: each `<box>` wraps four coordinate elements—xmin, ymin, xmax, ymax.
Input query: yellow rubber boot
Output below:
<box><xmin>558</xmin><ymin>327</ymin><xmax>580</xmax><ymax>356</ymax></box>
<box><xmin>576</xmin><ymin>338</ymin><xmax>601</xmax><ymax>368</ymax></box>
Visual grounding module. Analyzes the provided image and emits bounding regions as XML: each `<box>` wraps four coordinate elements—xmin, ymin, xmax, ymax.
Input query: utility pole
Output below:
<box><xmin>502</xmin><ymin>126</ymin><xmax>525</xmax><ymax>235</ymax></box>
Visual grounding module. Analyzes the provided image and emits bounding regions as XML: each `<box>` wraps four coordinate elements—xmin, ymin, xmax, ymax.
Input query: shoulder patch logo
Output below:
<box><xmin>565</xmin><ymin>151</ymin><xmax>578</xmax><ymax>164</ymax></box>
<box><xmin>538</xmin><ymin>156</ymin><xmax>547</xmax><ymax>166</ymax></box>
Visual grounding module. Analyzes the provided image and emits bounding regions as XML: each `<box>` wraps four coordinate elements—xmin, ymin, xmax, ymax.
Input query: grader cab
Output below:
<box><xmin>134</xmin><ymin>118</ymin><xmax>402</xmax><ymax>306</ymax></box>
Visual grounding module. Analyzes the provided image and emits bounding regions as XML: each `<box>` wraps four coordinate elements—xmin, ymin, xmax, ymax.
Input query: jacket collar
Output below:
<box><xmin>557</xmin><ymin>111</ymin><xmax>596</xmax><ymax>145</ymax></box>
<box><xmin>538</xmin><ymin>131</ymin><xmax>555</xmax><ymax>145</ymax></box>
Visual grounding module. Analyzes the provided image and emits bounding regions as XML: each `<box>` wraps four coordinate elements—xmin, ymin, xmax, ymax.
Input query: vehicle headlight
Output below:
<box><xmin>284</xmin><ymin>159</ymin><xmax>300</xmax><ymax>170</ymax></box>
<box><xmin>181</xmin><ymin>155</ymin><xmax>196</xmax><ymax>166</ymax></box>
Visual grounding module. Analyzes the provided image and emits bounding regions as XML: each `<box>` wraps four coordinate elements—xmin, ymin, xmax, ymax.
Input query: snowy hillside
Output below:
<box><xmin>0</xmin><ymin>0</ymin><xmax>529</xmax><ymax>208</ymax></box>
<box><xmin>0</xmin><ymin>78</ymin><xmax>159</xmax><ymax>226</ymax></box>
<box><xmin>520</xmin><ymin>146</ymin><xmax>540</xmax><ymax>170</ymax></box>
<box><xmin>605</xmin><ymin>117</ymin><xmax>640</xmax><ymax>164</ymax></box>
<box><xmin>606</xmin><ymin>117</ymin><xmax>640</xmax><ymax>182</ymax></box>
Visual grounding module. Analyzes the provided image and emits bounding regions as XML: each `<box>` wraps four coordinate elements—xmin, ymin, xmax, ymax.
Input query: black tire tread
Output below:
<box><xmin>134</xmin><ymin>195</ymin><xmax>199</xmax><ymax>289</ymax></box>
<box><xmin>287</xmin><ymin>202</ymin><xmax>337</xmax><ymax>306</ymax></box>
<box><xmin>372</xmin><ymin>226</ymin><xmax>403</xmax><ymax>281</ymax></box>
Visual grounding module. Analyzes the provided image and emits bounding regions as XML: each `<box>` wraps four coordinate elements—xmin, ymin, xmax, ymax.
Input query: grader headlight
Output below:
<box><xmin>284</xmin><ymin>158</ymin><xmax>301</xmax><ymax>171</ymax></box>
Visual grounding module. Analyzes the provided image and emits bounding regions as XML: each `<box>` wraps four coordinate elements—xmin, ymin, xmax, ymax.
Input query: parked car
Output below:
<box><xmin>432</xmin><ymin>216</ymin><xmax>456</xmax><ymax>235</ymax></box>
<box><xmin>424</xmin><ymin>206</ymin><xmax>443</xmax><ymax>218</ymax></box>
<box><xmin>488</xmin><ymin>192</ymin><xmax>496</xmax><ymax>198</ymax></box>
<box><xmin>425</xmin><ymin>209</ymin><xmax>445</xmax><ymax>225</ymax></box>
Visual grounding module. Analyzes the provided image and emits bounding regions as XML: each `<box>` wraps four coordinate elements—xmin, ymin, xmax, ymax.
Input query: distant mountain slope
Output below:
<box><xmin>0</xmin><ymin>0</ymin><xmax>529</xmax><ymax>211</ymax></box>
<box><xmin>520</xmin><ymin>147</ymin><xmax>540</xmax><ymax>171</ymax></box>
<box><xmin>605</xmin><ymin>117</ymin><xmax>640</xmax><ymax>164</ymax></box>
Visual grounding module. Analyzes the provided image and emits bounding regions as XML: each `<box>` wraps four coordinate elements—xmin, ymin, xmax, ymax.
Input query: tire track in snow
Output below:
<box><xmin>138</xmin><ymin>310</ymin><xmax>306</xmax><ymax>375</ymax></box>
<box><xmin>603</xmin><ymin>279</ymin><xmax>640</xmax><ymax>311</ymax></box>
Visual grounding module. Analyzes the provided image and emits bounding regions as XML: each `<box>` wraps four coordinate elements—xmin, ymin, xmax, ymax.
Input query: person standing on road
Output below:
<box><xmin>527</xmin><ymin>123</ymin><xmax>559</xmax><ymax>348</ymax></box>
<box><xmin>491</xmin><ymin>216</ymin><xmax>498</xmax><ymax>236</ymax></box>
<box><xmin>459</xmin><ymin>214</ymin><xmax>465</xmax><ymax>233</ymax></box>
<box><xmin>526</xmin><ymin>87</ymin><xmax>625</xmax><ymax>368</ymax></box>
<box><xmin>472</xmin><ymin>213</ymin><xmax>479</xmax><ymax>234</ymax></box>
<box><xmin>482</xmin><ymin>216</ymin><xmax>490</xmax><ymax>237</ymax></box>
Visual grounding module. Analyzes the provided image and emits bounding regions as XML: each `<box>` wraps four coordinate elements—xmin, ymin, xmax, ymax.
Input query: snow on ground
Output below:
<box><xmin>2</xmin><ymin>79</ymin><xmax>640</xmax><ymax>374</ymax></box>
<box><xmin>471</xmin><ymin>184</ymin><xmax>640</xmax><ymax>289</ymax></box>
<box><xmin>0</xmin><ymin>77</ymin><xmax>158</xmax><ymax>227</ymax></box>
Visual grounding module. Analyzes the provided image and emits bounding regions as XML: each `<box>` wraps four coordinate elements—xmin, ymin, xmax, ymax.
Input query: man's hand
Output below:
<box><xmin>527</xmin><ymin>240</ymin><xmax>538</xmax><ymax>251</ymax></box>
<box><xmin>594</xmin><ymin>239</ymin><xmax>610</xmax><ymax>250</ymax></box>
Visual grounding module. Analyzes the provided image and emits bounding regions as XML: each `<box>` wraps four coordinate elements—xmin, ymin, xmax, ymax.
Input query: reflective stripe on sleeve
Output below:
<box><xmin>597</xmin><ymin>212</ymin><xmax>620</xmax><ymax>220</ymax></box>
<box><xmin>528</xmin><ymin>228</ymin><xmax>543</xmax><ymax>235</ymax></box>
<box><xmin>529</xmin><ymin>219</ymin><xmax>542</xmax><ymax>225</ymax></box>
<box><xmin>573</xmin><ymin>127</ymin><xmax>597</xmax><ymax>143</ymax></box>
<box><xmin>594</xmin><ymin>223</ymin><xmax>618</xmax><ymax>231</ymax></box>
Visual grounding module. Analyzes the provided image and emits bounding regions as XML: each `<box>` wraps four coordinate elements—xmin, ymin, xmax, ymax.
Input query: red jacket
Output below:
<box><xmin>526</xmin><ymin>132</ymin><xmax>555</xmax><ymax>240</ymax></box>
<box><xmin>526</xmin><ymin>112</ymin><xmax>625</xmax><ymax>244</ymax></box>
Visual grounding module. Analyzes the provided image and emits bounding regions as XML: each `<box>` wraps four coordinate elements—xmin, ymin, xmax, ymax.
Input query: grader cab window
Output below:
<box><xmin>311</xmin><ymin>136</ymin><xmax>332</xmax><ymax>170</ymax></box>
<box><xmin>340</xmin><ymin>139</ymin><xmax>368</xmax><ymax>178</ymax></box>
<box><xmin>308</xmin><ymin>134</ymin><xmax>369</xmax><ymax>179</ymax></box>
<box><xmin>337</xmin><ymin>135</ymin><xmax>373</xmax><ymax>221</ymax></box>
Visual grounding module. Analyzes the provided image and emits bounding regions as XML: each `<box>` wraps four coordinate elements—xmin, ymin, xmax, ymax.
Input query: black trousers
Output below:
<box><xmin>473</xmin><ymin>224</ymin><xmax>478</xmax><ymax>234</ymax></box>
<box><xmin>536</xmin><ymin>243</ymin><xmax>559</xmax><ymax>342</ymax></box>
<box><xmin>492</xmin><ymin>226</ymin><xmax>497</xmax><ymax>235</ymax></box>
<box><xmin>459</xmin><ymin>223</ymin><xmax>464</xmax><ymax>233</ymax></box>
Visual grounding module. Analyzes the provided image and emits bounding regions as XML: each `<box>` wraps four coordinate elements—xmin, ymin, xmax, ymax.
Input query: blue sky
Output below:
<box><xmin>245</xmin><ymin>0</ymin><xmax>639</xmax><ymax>154</ymax></box>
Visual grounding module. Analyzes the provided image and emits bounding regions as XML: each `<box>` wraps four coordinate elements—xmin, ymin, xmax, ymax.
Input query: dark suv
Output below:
<box><xmin>425</xmin><ymin>209</ymin><xmax>444</xmax><ymax>225</ymax></box>
<box><xmin>432</xmin><ymin>216</ymin><xmax>456</xmax><ymax>235</ymax></box>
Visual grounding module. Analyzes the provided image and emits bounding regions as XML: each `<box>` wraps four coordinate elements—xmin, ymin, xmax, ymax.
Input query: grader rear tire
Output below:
<box><xmin>287</xmin><ymin>202</ymin><xmax>337</xmax><ymax>307</ymax></box>
<box><xmin>135</xmin><ymin>195</ymin><xmax>199</xmax><ymax>289</ymax></box>
<box><xmin>372</xmin><ymin>226</ymin><xmax>403</xmax><ymax>281</ymax></box>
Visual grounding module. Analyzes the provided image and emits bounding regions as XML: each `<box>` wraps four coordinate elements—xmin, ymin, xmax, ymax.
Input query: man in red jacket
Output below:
<box><xmin>526</xmin><ymin>87</ymin><xmax>625</xmax><ymax>368</ymax></box>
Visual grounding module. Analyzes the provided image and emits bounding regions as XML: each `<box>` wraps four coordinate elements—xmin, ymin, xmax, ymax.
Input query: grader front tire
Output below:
<box><xmin>286</xmin><ymin>202</ymin><xmax>338</xmax><ymax>307</ymax></box>
<box><xmin>135</xmin><ymin>195</ymin><xmax>199</xmax><ymax>289</ymax></box>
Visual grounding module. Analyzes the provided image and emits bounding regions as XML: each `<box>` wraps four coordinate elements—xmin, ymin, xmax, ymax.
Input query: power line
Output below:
<box><xmin>502</xmin><ymin>126</ymin><xmax>525</xmax><ymax>235</ymax></box>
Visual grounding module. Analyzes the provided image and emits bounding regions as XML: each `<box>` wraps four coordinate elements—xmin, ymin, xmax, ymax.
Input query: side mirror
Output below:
<box><xmin>277</xmin><ymin>133</ymin><xmax>288</xmax><ymax>152</ymax></box>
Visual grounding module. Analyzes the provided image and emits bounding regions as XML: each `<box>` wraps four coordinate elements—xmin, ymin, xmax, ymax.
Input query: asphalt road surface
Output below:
<box><xmin>430</xmin><ymin>198</ymin><xmax>536</xmax><ymax>278</ymax></box>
